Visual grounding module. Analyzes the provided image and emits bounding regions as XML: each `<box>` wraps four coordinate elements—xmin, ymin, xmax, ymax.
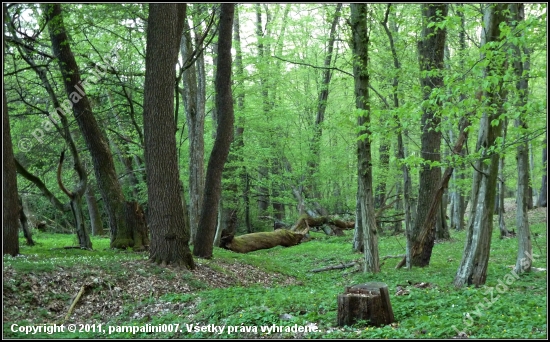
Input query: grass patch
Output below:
<box><xmin>3</xmin><ymin>207</ymin><xmax>547</xmax><ymax>339</ymax></box>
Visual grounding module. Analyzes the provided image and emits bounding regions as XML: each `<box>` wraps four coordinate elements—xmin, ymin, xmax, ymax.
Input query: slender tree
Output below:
<box><xmin>454</xmin><ymin>4</ymin><xmax>509</xmax><ymax>287</ymax></box>
<box><xmin>3</xmin><ymin>87</ymin><xmax>20</xmax><ymax>256</ymax></box>
<box><xmin>193</xmin><ymin>3</ymin><xmax>235</xmax><ymax>259</ymax></box>
<box><xmin>42</xmin><ymin>4</ymin><xmax>144</xmax><ymax>249</ymax></box>
<box><xmin>180</xmin><ymin>6</ymin><xmax>207</xmax><ymax>244</ymax></box>
<box><xmin>350</xmin><ymin>3</ymin><xmax>379</xmax><ymax>273</ymax></box>
<box><xmin>510</xmin><ymin>3</ymin><xmax>532</xmax><ymax>273</ymax></box>
<box><xmin>143</xmin><ymin>3</ymin><xmax>195</xmax><ymax>268</ymax></box>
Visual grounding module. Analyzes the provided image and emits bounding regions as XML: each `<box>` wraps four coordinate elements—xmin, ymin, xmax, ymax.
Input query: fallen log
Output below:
<box><xmin>291</xmin><ymin>215</ymin><xmax>354</xmax><ymax>235</ymax></box>
<box><xmin>311</xmin><ymin>261</ymin><xmax>360</xmax><ymax>273</ymax></box>
<box><xmin>220</xmin><ymin>229</ymin><xmax>306</xmax><ymax>253</ymax></box>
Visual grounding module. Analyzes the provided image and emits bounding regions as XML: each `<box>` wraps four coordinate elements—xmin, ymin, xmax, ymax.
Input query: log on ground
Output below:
<box><xmin>220</xmin><ymin>229</ymin><xmax>306</xmax><ymax>253</ymax></box>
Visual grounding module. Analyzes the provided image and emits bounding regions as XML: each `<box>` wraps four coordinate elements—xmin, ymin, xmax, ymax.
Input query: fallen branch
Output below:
<box><xmin>311</xmin><ymin>261</ymin><xmax>359</xmax><ymax>273</ymax></box>
<box><xmin>382</xmin><ymin>254</ymin><xmax>405</xmax><ymax>260</ymax></box>
<box><xmin>65</xmin><ymin>285</ymin><xmax>87</xmax><ymax>322</ymax></box>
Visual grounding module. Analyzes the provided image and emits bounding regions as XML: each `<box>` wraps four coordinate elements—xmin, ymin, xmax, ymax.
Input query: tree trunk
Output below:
<box><xmin>143</xmin><ymin>3</ymin><xmax>194</xmax><ymax>268</ymax></box>
<box><xmin>511</xmin><ymin>3</ymin><xmax>532</xmax><ymax>274</ymax></box>
<box><xmin>43</xmin><ymin>4</ymin><xmax>139</xmax><ymax>249</ymax></box>
<box><xmin>85</xmin><ymin>184</ymin><xmax>104</xmax><ymax>236</ymax></box>
<box><xmin>410</xmin><ymin>4</ymin><xmax>448</xmax><ymax>267</ymax></box>
<box><xmin>180</xmin><ymin>14</ymin><xmax>205</xmax><ymax>244</ymax></box>
<box><xmin>219</xmin><ymin>4</ymin><xmax>247</xmax><ymax>240</ymax></box>
<box><xmin>4</xmin><ymin>85</ymin><xmax>20</xmax><ymax>256</ymax></box>
<box><xmin>496</xmin><ymin>140</ymin><xmax>508</xmax><ymax>237</ymax></box>
<box><xmin>18</xmin><ymin>197</ymin><xmax>35</xmax><ymax>246</ymax></box>
<box><xmin>337</xmin><ymin>282</ymin><xmax>395</xmax><ymax>327</ymax></box>
<box><xmin>538</xmin><ymin>130</ymin><xmax>547</xmax><ymax>207</ymax></box>
<box><xmin>352</xmin><ymin>190</ymin><xmax>363</xmax><ymax>252</ymax></box>
<box><xmin>220</xmin><ymin>229</ymin><xmax>304</xmax><ymax>254</ymax></box>
<box><xmin>449</xmin><ymin>4</ymin><xmax>467</xmax><ymax>232</ymax></box>
<box><xmin>193</xmin><ymin>4</ymin><xmax>235</xmax><ymax>259</ymax></box>
<box><xmin>350</xmin><ymin>3</ymin><xmax>379</xmax><ymax>273</ymax></box>
<box><xmin>454</xmin><ymin>4</ymin><xmax>509</xmax><ymax>288</ymax></box>
<box><xmin>57</xmin><ymin>151</ymin><xmax>92</xmax><ymax>249</ymax></box>
<box><xmin>436</xmin><ymin>191</ymin><xmax>450</xmax><ymax>240</ymax></box>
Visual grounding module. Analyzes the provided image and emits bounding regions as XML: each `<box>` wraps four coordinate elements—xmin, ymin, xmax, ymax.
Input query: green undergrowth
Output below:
<box><xmin>3</xmin><ymin>217</ymin><xmax>547</xmax><ymax>339</ymax></box>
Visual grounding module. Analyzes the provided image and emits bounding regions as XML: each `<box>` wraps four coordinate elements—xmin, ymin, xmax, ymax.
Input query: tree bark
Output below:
<box><xmin>85</xmin><ymin>183</ymin><xmax>104</xmax><ymax>236</ymax></box>
<box><xmin>410</xmin><ymin>4</ymin><xmax>448</xmax><ymax>267</ymax></box>
<box><xmin>193</xmin><ymin>3</ymin><xmax>235</xmax><ymax>259</ymax></box>
<box><xmin>454</xmin><ymin>4</ymin><xmax>509</xmax><ymax>288</ymax></box>
<box><xmin>220</xmin><ymin>229</ymin><xmax>304</xmax><ymax>254</ymax></box>
<box><xmin>18</xmin><ymin>197</ymin><xmax>35</xmax><ymax>246</ymax></box>
<box><xmin>538</xmin><ymin>131</ymin><xmax>547</xmax><ymax>207</ymax></box>
<box><xmin>180</xmin><ymin>13</ymin><xmax>205</xmax><ymax>244</ymax></box>
<box><xmin>350</xmin><ymin>3</ymin><xmax>379</xmax><ymax>273</ymax></box>
<box><xmin>143</xmin><ymin>3</ymin><xmax>194</xmax><ymax>268</ymax></box>
<box><xmin>511</xmin><ymin>3</ymin><xmax>532</xmax><ymax>274</ymax></box>
<box><xmin>43</xmin><ymin>4</ymin><xmax>139</xmax><ymax>249</ymax></box>
<box><xmin>3</xmin><ymin>86</ymin><xmax>20</xmax><ymax>256</ymax></box>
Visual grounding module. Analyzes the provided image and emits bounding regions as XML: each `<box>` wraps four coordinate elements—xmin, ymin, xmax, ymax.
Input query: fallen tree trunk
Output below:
<box><xmin>220</xmin><ymin>229</ymin><xmax>306</xmax><ymax>253</ymax></box>
<box><xmin>291</xmin><ymin>215</ymin><xmax>354</xmax><ymax>234</ymax></box>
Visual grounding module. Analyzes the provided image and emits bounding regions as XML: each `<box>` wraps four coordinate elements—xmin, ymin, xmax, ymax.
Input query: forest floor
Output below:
<box><xmin>3</xmin><ymin>199</ymin><xmax>547</xmax><ymax>339</ymax></box>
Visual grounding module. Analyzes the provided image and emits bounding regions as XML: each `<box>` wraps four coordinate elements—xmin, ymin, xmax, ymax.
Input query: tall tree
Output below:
<box><xmin>193</xmin><ymin>3</ymin><xmax>235</xmax><ymax>259</ymax></box>
<box><xmin>3</xmin><ymin>3</ymin><xmax>19</xmax><ymax>256</ymax></box>
<box><xmin>306</xmin><ymin>3</ymin><xmax>342</xmax><ymax>214</ymax></box>
<box><xmin>454</xmin><ymin>4</ymin><xmax>509</xmax><ymax>287</ymax></box>
<box><xmin>510</xmin><ymin>3</ymin><xmax>532</xmax><ymax>273</ymax></box>
<box><xmin>216</xmin><ymin>4</ymin><xmax>248</xmax><ymax>244</ymax></box>
<box><xmin>408</xmin><ymin>3</ymin><xmax>448</xmax><ymax>267</ymax></box>
<box><xmin>144</xmin><ymin>3</ymin><xmax>195</xmax><ymax>268</ymax></box>
<box><xmin>350</xmin><ymin>3</ymin><xmax>379</xmax><ymax>273</ymax></box>
<box><xmin>42</xmin><ymin>4</ymin><xmax>144</xmax><ymax>249</ymax></box>
<box><xmin>180</xmin><ymin>5</ymin><xmax>208</xmax><ymax>244</ymax></box>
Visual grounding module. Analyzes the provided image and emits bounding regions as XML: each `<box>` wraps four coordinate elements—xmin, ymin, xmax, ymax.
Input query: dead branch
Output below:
<box><xmin>64</xmin><ymin>285</ymin><xmax>87</xmax><ymax>322</ymax></box>
<box><xmin>310</xmin><ymin>261</ymin><xmax>360</xmax><ymax>273</ymax></box>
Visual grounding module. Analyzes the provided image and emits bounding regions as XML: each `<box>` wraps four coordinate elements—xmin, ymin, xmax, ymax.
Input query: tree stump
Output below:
<box><xmin>337</xmin><ymin>282</ymin><xmax>395</xmax><ymax>327</ymax></box>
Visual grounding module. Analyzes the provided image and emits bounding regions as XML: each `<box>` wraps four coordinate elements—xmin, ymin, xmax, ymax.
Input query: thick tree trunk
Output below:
<box><xmin>193</xmin><ymin>4</ymin><xmax>235</xmax><ymax>259</ymax></box>
<box><xmin>220</xmin><ymin>229</ymin><xmax>305</xmax><ymax>254</ymax></box>
<box><xmin>43</xmin><ymin>4</ymin><xmax>138</xmax><ymax>249</ymax></box>
<box><xmin>350</xmin><ymin>3</ymin><xmax>379</xmax><ymax>273</ymax></box>
<box><xmin>454</xmin><ymin>4</ymin><xmax>509</xmax><ymax>288</ymax></box>
<box><xmin>144</xmin><ymin>4</ymin><xmax>194</xmax><ymax>268</ymax></box>
<box><xmin>409</xmin><ymin>4</ymin><xmax>448</xmax><ymax>267</ymax></box>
